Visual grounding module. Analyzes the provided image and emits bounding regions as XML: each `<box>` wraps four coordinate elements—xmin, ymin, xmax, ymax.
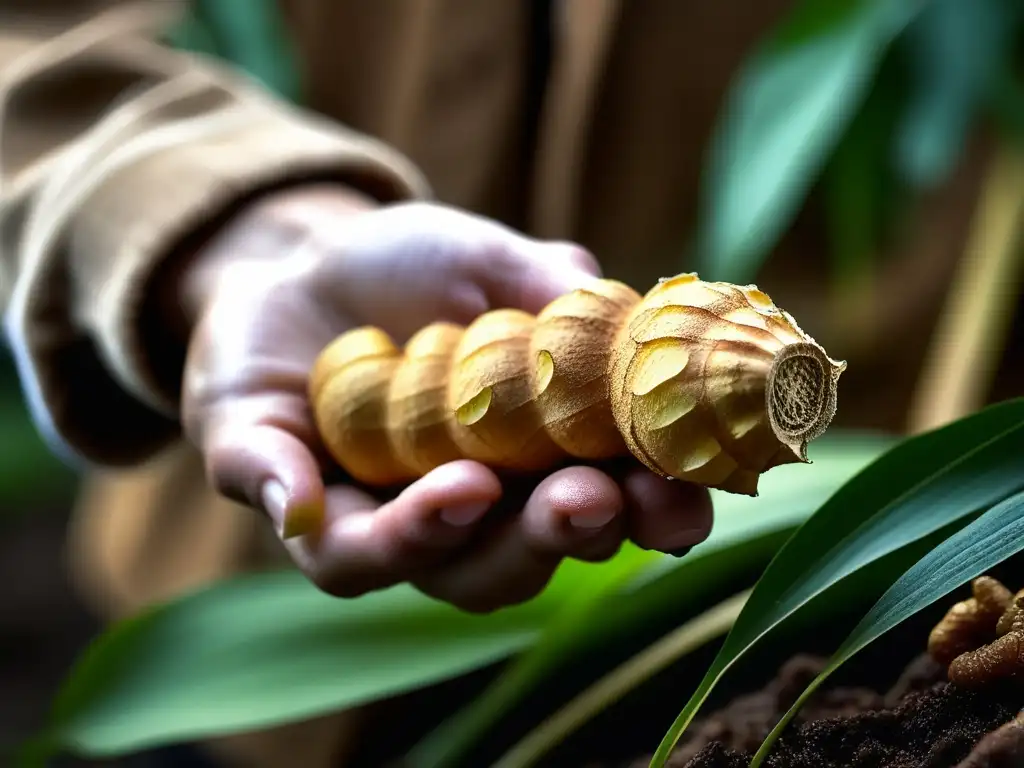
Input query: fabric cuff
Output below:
<box><xmin>8</xmin><ymin>101</ymin><xmax>430</xmax><ymax>467</ymax></box>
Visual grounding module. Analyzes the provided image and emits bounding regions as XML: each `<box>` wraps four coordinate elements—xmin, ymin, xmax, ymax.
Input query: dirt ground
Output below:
<box><xmin>619</xmin><ymin>654</ymin><xmax>1024</xmax><ymax>768</ymax></box>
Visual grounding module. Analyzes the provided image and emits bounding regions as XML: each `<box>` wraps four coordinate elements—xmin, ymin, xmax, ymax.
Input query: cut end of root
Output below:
<box><xmin>766</xmin><ymin>342</ymin><xmax>845</xmax><ymax>461</ymax></box>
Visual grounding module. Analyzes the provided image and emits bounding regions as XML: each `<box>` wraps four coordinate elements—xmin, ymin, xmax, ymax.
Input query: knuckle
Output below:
<box><xmin>563</xmin><ymin>244</ymin><xmax>601</xmax><ymax>276</ymax></box>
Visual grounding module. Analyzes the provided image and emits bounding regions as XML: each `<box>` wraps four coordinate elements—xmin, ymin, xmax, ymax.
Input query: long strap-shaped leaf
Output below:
<box><xmin>650</xmin><ymin>397</ymin><xmax>1024</xmax><ymax>765</ymax></box>
<box><xmin>32</xmin><ymin>573</ymin><xmax>559</xmax><ymax>759</ymax></box>
<box><xmin>492</xmin><ymin>592</ymin><xmax>752</xmax><ymax>768</ymax></box>
<box><xmin>751</xmin><ymin>488</ymin><xmax>1024</xmax><ymax>765</ymax></box>
<box><xmin>695</xmin><ymin>0</ymin><xmax>932</xmax><ymax>282</ymax></box>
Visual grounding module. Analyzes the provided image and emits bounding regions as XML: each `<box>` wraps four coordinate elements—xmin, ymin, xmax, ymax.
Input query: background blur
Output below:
<box><xmin>1</xmin><ymin>0</ymin><xmax>1021</xmax><ymax>763</ymax></box>
<box><xmin>0</xmin><ymin>1</ymin><xmax>296</xmax><ymax>752</ymax></box>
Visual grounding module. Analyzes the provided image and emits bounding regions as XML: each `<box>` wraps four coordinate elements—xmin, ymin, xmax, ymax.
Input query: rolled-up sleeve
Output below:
<box><xmin>0</xmin><ymin>1</ymin><xmax>430</xmax><ymax>467</ymax></box>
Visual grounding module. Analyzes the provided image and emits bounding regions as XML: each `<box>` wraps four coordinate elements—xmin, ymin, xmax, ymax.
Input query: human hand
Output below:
<box><xmin>175</xmin><ymin>187</ymin><xmax>713</xmax><ymax>612</ymax></box>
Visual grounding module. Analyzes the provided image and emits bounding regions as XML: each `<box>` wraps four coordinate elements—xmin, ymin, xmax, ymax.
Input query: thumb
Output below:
<box><xmin>473</xmin><ymin>238</ymin><xmax>605</xmax><ymax>314</ymax></box>
<box><xmin>204</xmin><ymin>423</ymin><xmax>326</xmax><ymax>540</ymax></box>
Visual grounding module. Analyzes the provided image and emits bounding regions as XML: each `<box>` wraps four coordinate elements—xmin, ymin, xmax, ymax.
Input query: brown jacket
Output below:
<box><xmin>0</xmin><ymin>1</ymin><xmax>1012</xmax><ymax>765</ymax></box>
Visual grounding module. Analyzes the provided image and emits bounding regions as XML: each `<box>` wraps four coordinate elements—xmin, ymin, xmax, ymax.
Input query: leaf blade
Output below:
<box><xmin>41</xmin><ymin>573</ymin><xmax>560</xmax><ymax>757</ymax></box>
<box><xmin>650</xmin><ymin>398</ymin><xmax>1024</xmax><ymax>765</ymax></box>
<box><xmin>895</xmin><ymin>0</ymin><xmax>1012</xmax><ymax>188</ymax></box>
<box><xmin>751</xmin><ymin>488</ymin><xmax>1024</xmax><ymax>765</ymax></box>
<box><xmin>696</xmin><ymin>0</ymin><xmax>929</xmax><ymax>282</ymax></box>
<box><xmin>493</xmin><ymin>591</ymin><xmax>752</xmax><ymax>768</ymax></box>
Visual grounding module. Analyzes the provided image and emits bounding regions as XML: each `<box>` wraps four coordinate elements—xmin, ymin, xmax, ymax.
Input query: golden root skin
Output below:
<box><xmin>928</xmin><ymin>576</ymin><xmax>1014</xmax><ymax>666</ymax></box>
<box><xmin>927</xmin><ymin>576</ymin><xmax>1024</xmax><ymax>690</ymax></box>
<box><xmin>310</xmin><ymin>273</ymin><xmax>847</xmax><ymax>495</ymax></box>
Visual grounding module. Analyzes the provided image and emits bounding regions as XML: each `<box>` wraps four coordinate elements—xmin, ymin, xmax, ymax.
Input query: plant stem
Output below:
<box><xmin>907</xmin><ymin>142</ymin><xmax>1024</xmax><ymax>433</ymax></box>
<box><xmin>490</xmin><ymin>590</ymin><xmax>751</xmax><ymax>768</ymax></box>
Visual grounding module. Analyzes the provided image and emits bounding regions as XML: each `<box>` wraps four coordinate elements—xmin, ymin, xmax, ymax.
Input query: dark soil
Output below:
<box><xmin>615</xmin><ymin>654</ymin><xmax>1024</xmax><ymax>768</ymax></box>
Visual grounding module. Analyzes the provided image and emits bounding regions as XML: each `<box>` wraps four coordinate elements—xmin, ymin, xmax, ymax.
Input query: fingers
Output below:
<box><xmin>469</xmin><ymin>237</ymin><xmax>605</xmax><ymax>316</ymax></box>
<box><xmin>300</xmin><ymin>461</ymin><xmax>711</xmax><ymax>611</ymax></box>
<box><xmin>298</xmin><ymin>461</ymin><xmax>503</xmax><ymax>597</ymax></box>
<box><xmin>204</xmin><ymin>422</ymin><xmax>327</xmax><ymax>539</ymax></box>
<box><xmin>319</xmin><ymin>203</ymin><xmax>604</xmax><ymax>335</ymax></box>
<box><xmin>205</xmin><ymin>409</ymin><xmax>713</xmax><ymax>611</ymax></box>
<box><xmin>413</xmin><ymin>466</ymin><xmax>627</xmax><ymax>613</ymax></box>
<box><xmin>514</xmin><ymin>466</ymin><xmax>626</xmax><ymax>561</ymax></box>
<box><xmin>620</xmin><ymin>468</ymin><xmax>714</xmax><ymax>556</ymax></box>
<box><xmin>285</xmin><ymin>461</ymin><xmax>632</xmax><ymax>611</ymax></box>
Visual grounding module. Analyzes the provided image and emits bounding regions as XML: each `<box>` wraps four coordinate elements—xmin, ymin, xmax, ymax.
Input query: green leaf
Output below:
<box><xmin>409</xmin><ymin>433</ymin><xmax>891</xmax><ymax>768</ymax></box>
<box><xmin>650</xmin><ymin>397</ymin><xmax>1024</xmax><ymax>766</ymax></box>
<box><xmin>35</xmin><ymin>430</ymin><xmax>889</xmax><ymax>762</ymax></box>
<box><xmin>493</xmin><ymin>591</ymin><xmax>752</xmax><ymax>768</ymax></box>
<box><xmin>36</xmin><ymin>572</ymin><xmax>564</xmax><ymax>758</ymax></box>
<box><xmin>989</xmin><ymin>68</ymin><xmax>1024</xmax><ymax>144</ymax></box>
<box><xmin>696</xmin><ymin>0</ymin><xmax>930</xmax><ymax>283</ymax></box>
<box><xmin>895</xmin><ymin>0</ymin><xmax>1013</xmax><ymax>188</ymax></box>
<box><xmin>168</xmin><ymin>0</ymin><xmax>302</xmax><ymax>103</ymax></box>
<box><xmin>0</xmin><ymin>374</ymin><xmax>76</xmax><ymax>511</ymax></box>
<box><xmin>751</xmin><ymin>488</ymin><xmax>1024</xmax><ymax>766</ymax></box>
<box><xmin>820</xmin><ymin>61</ymin><xmax>906</xmax><ymax>288</ymax></box>
<box><xmin>405</xmin><ymin>544</ymin><xmax>659</xmax><ymax>768</ymax></box>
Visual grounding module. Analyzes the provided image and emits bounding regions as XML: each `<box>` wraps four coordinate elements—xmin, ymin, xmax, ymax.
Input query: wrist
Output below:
<box><xmin>155</xmin><ymin>183</ymin><xmax>380</xmax><ymax>343</ymax></box>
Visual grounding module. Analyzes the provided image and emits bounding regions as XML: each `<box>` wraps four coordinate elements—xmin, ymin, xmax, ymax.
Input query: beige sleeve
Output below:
<box><xmin>0</xmin><ymin>1</ymin><xmax>431</xmax><ymax>468</ymax></box>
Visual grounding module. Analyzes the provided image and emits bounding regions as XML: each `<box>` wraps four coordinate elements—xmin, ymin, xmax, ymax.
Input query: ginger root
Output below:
<box><xmin>997</xmin><ymin>589</ymin><xmax>1024</xmax><ymax>637</ymax></box>
<box><xmin>929</xmin><ymin>576</ymin><xmax>1014</xmax><ymax>666</ymax></box>
<box><xmin>949</xmin><ymin>593</ymin><xmax>1024</xmax><ymax>689</ymax></box>
<box><xmin>929</xmin><ymin>575</ymin><xmax>1024</xmax><ymax>689</ymax></box>
<box><xmin>310</xmin><ymin>273</ymin><xmax>846</xmax><ymax>493</ymax></box>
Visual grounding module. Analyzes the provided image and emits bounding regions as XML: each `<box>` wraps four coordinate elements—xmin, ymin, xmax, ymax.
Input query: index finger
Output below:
<box><xmin>204</xmin><ymin>421</ymin><xmax>327</xmax><ymax>539</ymax></box>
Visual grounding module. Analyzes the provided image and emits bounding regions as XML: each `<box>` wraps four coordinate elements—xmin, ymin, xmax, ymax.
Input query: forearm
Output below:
<box><xmin>0</xmin><ymin>2</ymin><xmax>430</xmax><ymax>468</ymax></box>
<box><xmin>156</xmin><ymin>183</ymin><xmax>381</xmax><ymax>347</ymax></box>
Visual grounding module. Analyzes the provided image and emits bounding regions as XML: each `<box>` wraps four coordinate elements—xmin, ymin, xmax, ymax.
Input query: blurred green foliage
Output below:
<box><xmin>165</xmin><ymin>0</ymin><xmax>302</xmax><ymax>103</ymax></box>
<box><xmin>697</xmin><ymin>0</ymin><xmax>1024</xmax><ymax>284</ymax></box>
<box><xmin>0</xmin><ymin>358</ymin><xmax>77</xmax><ymax>514</ymax></box>
<box><xmin>28</xmin><ymin>434</ymin><xmax>888</xmax><ymax>763</ymax></box>
<box><xmin>695</xmin><ymin>0</ymin><xmax>925</xmax><ymax>283</ymax></box>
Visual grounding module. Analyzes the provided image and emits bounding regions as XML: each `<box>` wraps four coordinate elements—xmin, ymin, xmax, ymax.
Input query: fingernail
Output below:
<box><xmin>261</xmin><ymin>480</ymin><xmax>323</xmax><ymax>540</ymax></box>
<box><xmin>283</xmin><ymin>501</ymin><xmax>324</xmax><ymax>539</ymax></box>
<box><xmin>569</xmin><ymin>507</ymin><xmax>617</xmax><ymax>530</ymax></box>
<box><xmin>261</xmin><ymin>480</ymin><xmax>288</xmax><ymax>526</ymax></box>
<box><xmin>440</xmin><ymin>501</ymin><xmax>490</xmax><ymax>526</ymax></box>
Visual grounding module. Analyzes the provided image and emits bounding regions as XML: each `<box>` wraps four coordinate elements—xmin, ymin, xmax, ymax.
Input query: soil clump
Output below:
<box><xmin>620</xmin><ymin>653</ymin><xmax>1024</xmax><ymax>768</ymax></box>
